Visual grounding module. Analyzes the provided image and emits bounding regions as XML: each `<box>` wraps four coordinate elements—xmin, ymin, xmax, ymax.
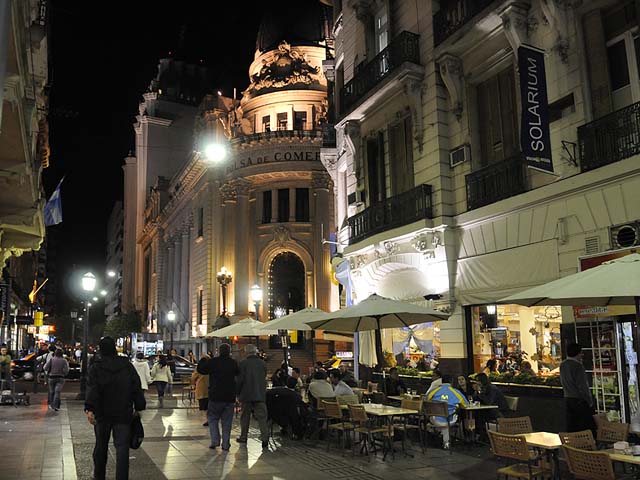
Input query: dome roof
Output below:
<box><xmin>256</xmin><ymin>0</ymin><xmax>332</xmax><ymax>53</ymax></box>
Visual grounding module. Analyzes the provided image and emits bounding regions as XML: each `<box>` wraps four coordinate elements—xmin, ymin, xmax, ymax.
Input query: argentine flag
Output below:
<box><xmin>44</xmin><ymin>178</ymin><xmax>63</xmax><ymax>226</ymax></box>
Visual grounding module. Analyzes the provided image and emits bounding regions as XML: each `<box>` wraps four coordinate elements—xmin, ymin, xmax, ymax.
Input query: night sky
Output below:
<box><xmin>45</xmin><ymin>3</ymin><xmax>269</xmax><ymax>311</ymax></box>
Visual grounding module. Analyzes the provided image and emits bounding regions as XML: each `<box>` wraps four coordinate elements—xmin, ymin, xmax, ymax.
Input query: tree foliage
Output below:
<box><xmin>103</xmin><ymin>311</ymin><xmax>143</xmax><ymax>339</ymax></box>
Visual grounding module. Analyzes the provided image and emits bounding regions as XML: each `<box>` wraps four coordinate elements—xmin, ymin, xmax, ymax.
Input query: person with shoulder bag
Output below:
<box><xmin>150</xmin><ymin>355</ymin><xmax>172</xmax><ymax>408</ymax></box>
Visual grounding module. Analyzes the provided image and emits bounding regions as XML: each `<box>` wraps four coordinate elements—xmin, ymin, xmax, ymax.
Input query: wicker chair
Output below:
<box><xmin>422</xmin><ymin>400</ymin><xmax>456</xmax><ymax>453</ymax></box>
<box><xmin>596</xmin><ymin>420</ymin><xmax>629</xmax><ymax>446</ymax></box>
<box><xmin>498</xmin><ymin>416</ymin><xmax>534</xmax><ymax>435</ymax></box>
<box><xmin>348</xmin><ymin>404</ymin><xmax>391</xmax><ymax>460</ymax></box>
<box><xmin>562</xmin><ymin>444</ymin><xmax>615</xmax><ymax>480</ymax></box>
<box><xmin>336</xmin><ymin>394</ymin><xmax>359</xmax><ymax>405</ymax></box>
<box><xmin>323</xmin><ymin>400</ymin><xmax>354</xmax><ymax>453</ymax></box>
<box><xmin>488</xmin><ymin>431</ymin><xmax>545</xmax><ymax>479</ymax></box>
<box><xmin>393</xmin><ymin>398</ymin><xmax>424</xmax><ymax>453</ymax></box>
<box><xmin>559</xmin><ymin>430</ymin><xmax>597</xmax><ymax>451</ymax></box>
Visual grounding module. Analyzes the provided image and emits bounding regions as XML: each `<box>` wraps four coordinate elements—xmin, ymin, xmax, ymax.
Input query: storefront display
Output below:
<box><xmin>470</xmin><ymin>304</ymin><xmax>563</xmax><ymax>380</ymax></box>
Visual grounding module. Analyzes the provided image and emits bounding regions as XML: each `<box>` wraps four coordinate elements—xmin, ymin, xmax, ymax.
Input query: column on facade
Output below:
<box><xmin>271</xmin><ymin>187</ymin><xmax>277</xmax><ymax>222</ymax></box>
<box><xmin>312</xmin><ymin>172</ymin><xmax>333</xmax><ymax>311</ymax></box>
<box><xmin>180</xmin><ymin>225</ymin><xmax>190</xmax><ymax>335</ymax></box>
<box><xmin>172</xmin><ymin>235</ymin><xmax>182</xmax><ymax>313</ymax></box>
<box><xmin>234</xmin><ymin>179</ymin><xmax>251</xmax><ymax>316</ymax></box>
<box><xmin>165</xmin><ymin>241</ymin><xmax>174</xmax><ymax>311</ymax></box>
<box><xmin>220</xmin><ymin>181</ymin><xmax>237</xmax><ymax>314</ymax></box>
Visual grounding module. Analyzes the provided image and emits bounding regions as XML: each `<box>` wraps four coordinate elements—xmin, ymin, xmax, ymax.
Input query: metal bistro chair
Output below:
<box><xmin>349</xmin><ymin>404</ymin><xmax>391</xmax><ymax>460</ymax></box>
<box><xmin>323</xmin><ymin>400</ymin><xmax>354</xmax><ymax>454</ymax></box>
<box><xmin>488</xmin><ymin>431</ymin><xmax>545</xmax><ymax>480</ymax></box>
<box><xmin>335</xmin><ymin>394</ymin><xmax>359</xmax><ymax>406</ymax></box>
<box><xmin>498</xmin><ymin>416</ymin><xmax>533</xmax><ymax>435</ymax></box>
<box><xmin>562</xmin><ymin>444</ymin><xmax>617</xmax><ymax>480</ymax></box>
<box><xmin>393</xmin><ymin>398</ymin><xmax>424</xmax><ymax>453</ymax></box>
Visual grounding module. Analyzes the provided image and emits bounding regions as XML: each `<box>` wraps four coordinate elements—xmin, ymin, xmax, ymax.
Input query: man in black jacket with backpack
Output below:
<box><xmin>85</xmin><ymin>337</ymin><xmax>145</xmax><ymax>480</ymax></box>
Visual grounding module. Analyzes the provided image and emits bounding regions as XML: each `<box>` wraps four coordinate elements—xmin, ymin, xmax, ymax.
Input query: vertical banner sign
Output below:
<box><xmin>0</xmin><ymin>283</ymin><xmax>8</xmax><ymax>326</ymax></box>
<box><xmin>518</xmin><ymin>44</ymin><xmax>553</xmax><ymax>173</ymax></box>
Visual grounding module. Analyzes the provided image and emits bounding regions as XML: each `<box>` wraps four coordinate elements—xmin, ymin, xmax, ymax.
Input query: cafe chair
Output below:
<box><xmin>488</xmin><ymin>431</ymin><xmax>546</xmax><ymax>480</ymax></box>
<box><xmin>498</xmin><ymin>416</ymin><xmax>533</xmax><ymax>435</ymax></box>
<box><xmin>562</xmin><ymin>444</ymin><xmax>620</xmax><ymax>480</ymax></box>
<box><xmin>371</xmin><ymin>391</ymin><xmax>387</xmax><ymax>405</ymax></box>
<box><xmin>349</xmin><ymin>404</ymin><xmax>391</xmax><ymax>460</ymax></box>
<box><xmin>336</xmin><ymin>394</ymin><xmax>359</xmax><ymax>406</ymax></box>
<box><xmin>307</xmin><ymin>396</ymin><xmax>334</xmax><ymax>441</ymax></box>
<box><xmin>323</xmin><ymin>400</ymin><xmax>354</xmax><ymax>454</ymax></box>
<box><xmin>504</xmin><ymin>395</ymin><xmax>520</xmax><ymax>416</ymax></box>
<box><xmin>559</xmin><ymin>430</ymin><xmax>596</xmax><ymax>451</ymax></box>
<box><xmin>596</xmin><ymin>420</ymin><xmax>629</xmax><ymax>447</ymax></box>
<box><xmin>422</xmin><ymin>400</ymin><xmax>455</xmax><ymax>454</ymax></box>
<box><xmin>393</xmin><ymin>398</ymin><xmax>424</xmax><ymax>453</ymax></box>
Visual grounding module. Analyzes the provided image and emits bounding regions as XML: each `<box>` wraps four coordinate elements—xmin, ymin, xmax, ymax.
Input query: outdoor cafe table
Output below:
<box><xmin>603</xmin><ymin>448</ymin><xmax>640</xmax><ymax>467</ymax></box>
<box><xmin>388</xmin><ymin>395</ymin><xmax>422</xmax><ymax>402</ymax></box>
<box><xmin>521</xmin><ymin>432</ymin><xmax>562</xmax><ymax>480</ymax></box>
<box><xmin>458</xmin><ymin>404</ymin><xmax>499</xmax><ymax>442</ymax></box>
<box><xmin>339</xmin><ymin>403</ymin><xmax>419</xmax><ymax>459</ymax></box>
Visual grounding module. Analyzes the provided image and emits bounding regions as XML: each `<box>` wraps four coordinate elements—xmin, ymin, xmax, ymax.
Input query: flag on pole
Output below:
<box><xmin>44</xmin><ymin>178</ymin><xmax>63</xmax><ymax>226</ymax></box>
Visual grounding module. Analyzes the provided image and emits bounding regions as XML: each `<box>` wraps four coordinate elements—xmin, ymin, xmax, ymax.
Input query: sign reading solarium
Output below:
<box><xmin>228</xmin><ymin>150</ymin><xmax>321</xmax><ymax>172</ymax></box>
<box><xmin>518</xmin><ymin>44</ymin><xmax>553</xmax><ymax>173</ymax></box>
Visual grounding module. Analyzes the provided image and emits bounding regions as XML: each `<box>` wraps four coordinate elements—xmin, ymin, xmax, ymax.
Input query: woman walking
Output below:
<box><xmin>191</xmin><ymin>354</ymin><xmax>210</xmax><ymax>426</ymax></box>
<box><xmin>151</xmin><ymin>355</ymin><xmax>172</xmax><ymax>408</ymax></box>
<box><xmin>132</xmin><ymin>352</ymin><xmax>152</xmax><ymax>396</ymax></box>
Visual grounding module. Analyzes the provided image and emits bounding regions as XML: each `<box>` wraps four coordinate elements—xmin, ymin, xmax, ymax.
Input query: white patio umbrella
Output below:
<box><xmin>305</xmin><ymin>293</ymin><xmax>449</xmax><ymax>332</ymax></box>
<box><xmin>258</xmin><ymin>307</ymin><xmax>327</xmax><ymax>332</ymax></box>
<box><xmin>499</xmin><ymin>253</ymin><xmax>640</xmax><ymax>322</ymax></box>
<box><xmin>205</xmin><ymin>317</ymin><xmax>279</xmax><ymax>337</ymax></box>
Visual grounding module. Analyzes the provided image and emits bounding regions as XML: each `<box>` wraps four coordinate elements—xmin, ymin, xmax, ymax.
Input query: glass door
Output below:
<box><xmin>618</xmin><ymin>318</ymin><xmax>640</xmax><ymax>422</ymax></box>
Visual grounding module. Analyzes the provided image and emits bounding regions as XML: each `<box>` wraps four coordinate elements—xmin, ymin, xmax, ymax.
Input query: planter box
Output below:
<box><xmin>494</xmin><ymin>383</ymin><xmax>565</xmax><ymax>433</ymax></box>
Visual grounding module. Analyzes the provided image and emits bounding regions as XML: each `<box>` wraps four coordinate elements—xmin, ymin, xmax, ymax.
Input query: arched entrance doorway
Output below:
<box><xmin>268</xmin><ymin>251</ymin><xmax>305</xmax><ymax>319</ymax></box>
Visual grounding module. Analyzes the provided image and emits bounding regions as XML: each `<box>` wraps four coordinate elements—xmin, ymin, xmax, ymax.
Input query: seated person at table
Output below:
<box><xmin>291</xmin><ymin>367</ymin><xmax>304</xmax><ymax>391</ymax></box>
<box><xmin>308</xmin><ymin>370</ymin><xmax>335</xmax><ymax>407</ymax></box>
<box><xmin>271</xmin><ymin>362</ymin><xmax>289</xmax><ymax>387</ymax></box>
<box><xmin>472</xmin><ymin>373</ymin><xmax>509</xmax><ymax>438</ymax></box>
<box><xmin>454</xmin><ymin>375</ymin><xmax>474</xmax><ymax>398</ymax></box>
<box><xmin>339</xmin><ymin>364</ymin><xmax>357</xmax><ymax>388</ymax></box>
<box><xmin>307</xmin><ymin>362</ymin><xmax>326</xmax><ymax>385</ymax></box>
<box><xmin>426</xmin><ymin>369</ymin><xmax>443</xmax><ymax>395</ymax></box>
<box><xmin>425</xmin><ymin>375</ymin><xmax>468</xmax><ymax>449</ymax></box>
<box><xmin>417</xmin><ymin>355</ymin><xmax>430</xmax><ymax>372</ymax></box>
<box><xmin>329</xmin><ymin>369</ymin><xmax>354</xmax><ymax>396</ymax></box>
<box><xmin>385</xmin><ymin>367</ymin><xmax>407</xmax><ymax>396</ymax></box>
<box><xmin>519</xmin><ymin>361</ymin><xmax>536</xmax><ymax>376</ymax></box>
<box><xmin>266</xmin><ymin>377</ymin><xmax>308</xmax><ymax>439</ymax></box>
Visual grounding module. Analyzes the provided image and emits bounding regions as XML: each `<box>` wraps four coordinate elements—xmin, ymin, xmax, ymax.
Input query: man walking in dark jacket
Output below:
<box><xmin>85</xmin><ymin>337</ymin><xmax>146</xmax><ymax>480</ymax></box>
<box><xmin>237</xmin><ymin>344</ymin><xmax>269</xmax><ymax>449</ymax></box>
<box><xmin>197</xmin><ymin>343</ymin><xmax>238</xmax><ymax>450</ymax></box>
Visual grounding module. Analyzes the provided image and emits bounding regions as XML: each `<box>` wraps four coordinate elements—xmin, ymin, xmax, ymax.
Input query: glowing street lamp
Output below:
<box><xmin>216</xmin><ymin>267</ymin><xmax>233</xmax><ymax>317</ymax></box>
<box><xmin>204</xmin><ymin>143</ymin><xmax>228</xmax><ymax>163</ymax></box>
<box><xmin>82</xmin><ymin>272</ymin><xmax>96</xmax><ymax>292</ymax></box>
<box><xmin>100</xmin><ymin>289</ymin><xmax>107</xmax><ymax>297</ymax></box>
<box><xmin>79</xmin><ymin>272</ymin><xmax>96</xmax><ymax>400</ymax></box>
<box><xmin>167</xmin><ymin>310</ymin><xmax>176</xmax><ymax>350</ymax></box>
<box><xmin>107</xmin><ymin>270</ymin><xmax>116</xmax><ymax>278</ymax></box>
<box><xmin>250</xmin><ymin>284</ymin><xmax>263</xmax><ymax>322</ymax></box>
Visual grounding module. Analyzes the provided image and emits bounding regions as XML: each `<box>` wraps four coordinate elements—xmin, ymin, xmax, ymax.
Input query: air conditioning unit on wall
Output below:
<box><xmin>449</xmin><ymin>144</ymin><xmax>470</xmax><ymax>168</ymax></box>
<box><xmin>610</xmin><ymin>222</ymin><xmax>640</xmax><ymax>249</ymax></box>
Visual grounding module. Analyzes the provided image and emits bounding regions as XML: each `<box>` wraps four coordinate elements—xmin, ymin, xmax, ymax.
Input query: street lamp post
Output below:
<box><xmin>78</xmin><ymin>272</ymin><xmax>96</xmax><ymax>400</ymax></box>
<box><xmin>274</xmin><ymin>307</ymin><xmax>289</xmax><ymax>369</ymax></box>
<box><xmin>216</xmin><ymin>267</ymin><xmax>232</xmax><ymax>317</ymax></box>
<box><xmin>167</xmin><ymin>310</ymin><xmax>176</xmax><ymax>351</ymax></box>
<box><xmin>250</xmin><ymin>284</ymin><xmax>263</xmax><ymax>348</ymax></box>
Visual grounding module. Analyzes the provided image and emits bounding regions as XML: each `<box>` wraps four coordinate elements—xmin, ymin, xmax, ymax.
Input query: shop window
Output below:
<box><xmin>295</xmin><ymin>188</ymin><xmax>309</xmax><ymax>222</ymax></box>
<box><xmin>262</xmin><ymin>115</ymin><xmax>271</xmax><ymax>132</ymax></box>
<box><xmin>470</xmin><ymin>304</ymin><xmax>563</xmax><ymax>384</ymax></box>
<box><xmin>277</xmin><ymin>188</ymin><xmax>290</xmax><ymax>222</ymax></box>
<box><xmin>262</xmin><ymin>191</ymin><xmax>272</xmax><ymax>224</ymax></box>
<box><xmin>277</xmin><ymin>112</ymin><xmax>288</xmax><ymax>131</ymax></box>
<box><xmin>294</xmin><ymin>111</ymin><xmax>307</xmax><ymax>131</ymax></box>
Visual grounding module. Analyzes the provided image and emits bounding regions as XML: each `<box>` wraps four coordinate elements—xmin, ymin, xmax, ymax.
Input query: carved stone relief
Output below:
<box><xmin>500</xmin><ymin>2</ymin><xmax>532</xmax><ymax>52</ymax></box>
<box><xmin>272</xmin><ymin>225</ymin><xmax>291</xmax><ymax>246</ymax></box>
<box><xmin>403</xmin><ymin>79</ymin><xmax>425</xmax><ymax>152</ymax></box>
<box><xmin>437</xmin><ymin>54</ymin><xmax>464</xmax><ymax>119</ymax></box>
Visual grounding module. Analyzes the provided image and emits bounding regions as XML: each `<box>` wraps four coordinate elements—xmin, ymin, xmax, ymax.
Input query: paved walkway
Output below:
<box><xmin>0</xmin><ymin>388</ymin><xmax>500</xmax><ymax>479</ymax></box>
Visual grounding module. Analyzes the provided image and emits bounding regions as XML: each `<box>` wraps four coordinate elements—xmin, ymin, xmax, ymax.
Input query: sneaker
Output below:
<box><xmin>209</xmin><ymin>445</ymin><xmax>218</xmax><ymax>450</ymax></box>
<box><xmin>443</xmin><ymin>442</ymin><xmax>450</xmax><ymax>450</ymax></box>
<box><xmin>221</xmin><ymin>445</ymin><xmax>230</xmax><ymax>451</ymax></box>
<box><xmin>236</xmin><ymin>438</ymin><xmax>247</xmax><ymax>444</ymax></box>
<box><xmin>202</xmin><ymin>422</ymin><xmax>209</xmax><ymax>427</ymax></box>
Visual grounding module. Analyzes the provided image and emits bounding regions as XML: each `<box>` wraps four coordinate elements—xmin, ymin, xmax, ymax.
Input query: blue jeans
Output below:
<box><xmin>48</xmin><ymin>377</ymin><xmax>64</xmax><ymax>409</ymax></box>
<box><xmin>208</xmin><ymin>401</ymin><xmax>235</xmax><ymax>449</ymax></box>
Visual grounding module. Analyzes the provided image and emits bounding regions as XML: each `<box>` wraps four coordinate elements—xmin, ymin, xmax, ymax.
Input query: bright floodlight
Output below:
<box><xmin>92</xmin><ymin>296</ymin><xmax>98</xmax><ymax>302</ymax></box>
<box><xmin>250</xmin><ymin>284</ymin><xmax>263</xmax><ymax>303</ymax></box>
<box><xmin>87</xmin><ymin>302</ymin><xmax>92</xmax><ymax>307</ymax></box>
<box><xmin>100</xmin><ymin>289</ymin><xmax>107</xmax><ymax>297</ymax></box>
<box><xmin>82</xmin><ymin>272</ymin><xmax>96</xmax><ymax>292</ymax></box>
<box><xmin>107</xmin><ymin>270</ymin><xmax>116</xmax><ymax>278</ymax></box>
<box><xmin>204</xmin><ymin>143</ymin><xmax>227</xmax><ymax>163</ymax></box>
<box><xmin>167</xmin><ymin>310</ymin><xmax>176</xmax><ymax>322</ymax></box>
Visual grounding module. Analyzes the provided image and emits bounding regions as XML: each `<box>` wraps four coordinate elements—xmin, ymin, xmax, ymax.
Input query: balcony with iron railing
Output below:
<box><xmin>465</xmin><ymin>154</ymin><xmax>528</xmax><ymax>211</ymax></box>
<box><xmin>347</xmin><ymin>184</ymin><xmax>433</xmax><ymax>245</ymax></box>
<box><xmin>433</xmin><ymin>0</ymin><xmax>495</xmax><ymax>46</ymax></box>
<box><xmin>340</xmin><ymin>31</ymin><xmax>420</xmax><ymax>116</ymax></box>
<box><xmin>578</xmin><ymin>101</ymin><xmax>640</xmax><ymax>173</ymax></box>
